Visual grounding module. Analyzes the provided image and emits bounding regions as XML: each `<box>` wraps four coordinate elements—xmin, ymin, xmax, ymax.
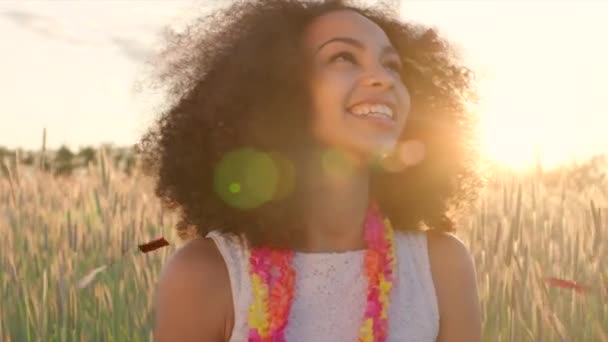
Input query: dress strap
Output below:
<box><xmin>206</xmin><ymin>231</ymin><xmax>251</xmax><ymax>341</ymax></box>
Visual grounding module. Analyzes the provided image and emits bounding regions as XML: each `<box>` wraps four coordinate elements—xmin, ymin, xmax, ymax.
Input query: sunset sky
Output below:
<box><xmin>1</xmin><ymin>0</ymin><xmax>607</xmax><ymax>170</ymax></box>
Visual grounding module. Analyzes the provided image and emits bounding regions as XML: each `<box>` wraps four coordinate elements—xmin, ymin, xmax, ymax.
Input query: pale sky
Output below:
<box><xmin>1</xmin><ymin>0</ymin><xmax>607</xmax><ymax>170</ymax></box>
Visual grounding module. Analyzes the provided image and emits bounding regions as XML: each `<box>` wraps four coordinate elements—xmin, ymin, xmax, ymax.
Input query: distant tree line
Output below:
<box><xmin>0</xmin><ymin>144</ymin><xmax>138</xmax><ymax>176</ymax></box>
<box><xmin>0</xmin><ymin>144</ymin><xmax>606</xmax><ymax>186</ymax></box>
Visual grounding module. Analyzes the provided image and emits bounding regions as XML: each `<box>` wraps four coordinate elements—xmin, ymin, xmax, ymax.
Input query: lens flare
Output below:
<box><xmin>213</xmin><ymin>147</ymin><xmax>280</xmax><ymax>209</ymax></box>
<box><xmin>377</xmin><ymin>140</ymin><xmax>426</xmax><ymax>173</ymax></box>
<box><xmin>229</xmin><ymin>182</ymin><xmax>241</xmax><ymax>194</ymax></box>
<box><xmin>321</xmin><ymin>148</ymin><xmax>356</xmax><ymax>179</ymax></box>
<box><xmin>268</xmin><ymin>151</ymin><xmax>296</xmax><ymax>201</ymax></box>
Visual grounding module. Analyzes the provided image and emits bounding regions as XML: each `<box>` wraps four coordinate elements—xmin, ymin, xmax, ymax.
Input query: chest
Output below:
<box><xmin>232</xmin><ymin>251</ymin><xmax>439</xmax><ymax>341</ymax></box>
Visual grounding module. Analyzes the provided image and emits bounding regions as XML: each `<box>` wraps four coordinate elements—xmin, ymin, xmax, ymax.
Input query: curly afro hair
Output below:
<box><xmin>137</xmin><ymin>0</ymin><xmax>482</xmax><ymax>248</ymax></box>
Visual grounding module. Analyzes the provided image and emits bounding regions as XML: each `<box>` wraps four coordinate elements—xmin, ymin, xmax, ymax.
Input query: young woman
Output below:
<box><xmin>139</xmin><ymin>0</ymin><xmax>482</xmax><ymax>341</ymax></box>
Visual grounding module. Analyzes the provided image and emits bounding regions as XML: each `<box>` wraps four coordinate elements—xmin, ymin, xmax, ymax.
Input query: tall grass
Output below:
<box><xmin>1</xmin><ymin>151</ymin><xmax>607</xmax><ymax>341</ymax></box>
<box><xmin>468</xmin><ymin>170</ymin><xmax>608</xmax><ymax>341</ymax></box>
<box><xmin>1</xmin><ymin>150</ymin><xmax>179</xmax><ymax>341</ymax></box>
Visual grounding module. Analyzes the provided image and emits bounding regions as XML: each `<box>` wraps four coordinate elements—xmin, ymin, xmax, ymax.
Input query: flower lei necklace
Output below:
<box><xmin>247</xmin><ymin>199</ymin><xmax>397</xmax><ymax>342</ymax></box>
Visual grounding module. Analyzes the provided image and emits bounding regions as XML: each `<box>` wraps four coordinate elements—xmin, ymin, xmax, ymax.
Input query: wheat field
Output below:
<box><xmin>1</xmin><ymin>150</ymin><xmax>607</xmax><ymax>341</ymax></box>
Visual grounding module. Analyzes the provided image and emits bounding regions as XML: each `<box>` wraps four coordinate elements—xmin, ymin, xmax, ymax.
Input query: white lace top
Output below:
<box><xmin>206</xmin><ymin>230</ymin><xmax>439</xmax><ymax>342</ymax></box>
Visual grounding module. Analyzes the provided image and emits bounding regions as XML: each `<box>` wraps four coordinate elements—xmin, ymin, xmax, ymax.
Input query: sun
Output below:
<box><xmin>478</xmin><ymin>110</ymin><xmax>540</xmax><ymax>171</ymax></box>
<box><xmin>475</xmin><ymin>71</ymin><xmax>598</xmax><ymax>172</ymax></box>
<box><xmin>476</xmin><ymin>81</ymin><xmax>545</xmax><ymax>171</ymax></box>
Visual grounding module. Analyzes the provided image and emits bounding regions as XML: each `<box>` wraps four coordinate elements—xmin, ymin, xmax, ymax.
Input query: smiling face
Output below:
<box><xmin>302</xmin><ymin>9</ymin><xmax>411</xmax><ymax>164</ymax></box>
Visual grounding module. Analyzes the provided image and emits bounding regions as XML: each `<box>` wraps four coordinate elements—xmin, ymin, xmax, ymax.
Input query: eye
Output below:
<box><xmin>385</xmin><ymin>60</ymin><xmax>402</xmax><ymax>73</ymax></box>
<box><xmin>329</xmin><ymin>51</ymin><xmax>357</xmax><ymax>65</ymax></box>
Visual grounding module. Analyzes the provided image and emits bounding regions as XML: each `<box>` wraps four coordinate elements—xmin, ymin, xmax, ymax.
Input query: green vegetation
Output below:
<box><xmin>1</xmin><ymin>145</ymin><xmax>606</xmax><ymax>341</ymax></box>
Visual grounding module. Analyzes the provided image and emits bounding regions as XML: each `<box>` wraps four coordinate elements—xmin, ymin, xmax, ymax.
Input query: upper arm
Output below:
<box><xmin>154</xmin><ymin>237</ymin><xmax>231</xmax><ymax>342</ymax></box>
<box><xmin>427</xmin><ymin>231</ymin><xmax>482</xmax><ymax>342</ymax></box>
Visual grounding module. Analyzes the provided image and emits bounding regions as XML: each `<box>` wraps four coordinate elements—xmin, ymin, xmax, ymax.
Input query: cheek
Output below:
<box><xmin>309</xmin><ymin>72</ymin><xmax>352</xmax><ymax>121</ymax></box>
<box><xmin>307</xmin><ymin>75</ymin><xmax>353</xmax><ymax>145</ymax></box>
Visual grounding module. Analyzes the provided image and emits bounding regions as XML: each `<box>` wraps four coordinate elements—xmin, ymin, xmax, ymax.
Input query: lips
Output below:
<box><xmin>348</xmin><ymin>103</ymin><xmax>394</xmax><ymax>120</ymax></box>
<box><xmin>346</xmin><ymin>98</ymin><xmax>398</xmax><ymax>128</ymax></box>
<box><xmin>345</xmin><ymin>108</ymin><xmax>396</xmax><ymax>129</ymax></box>
<box><xmin>347</xmin><ymin>97</ymin><xmax>397</xmax><ymax>117</ymax></box>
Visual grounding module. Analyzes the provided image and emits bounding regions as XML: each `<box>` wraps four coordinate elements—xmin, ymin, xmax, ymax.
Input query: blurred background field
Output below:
<box><xmin>1</xmin><ymin>144</ymin><xmax>607</xmax><ymax>341</ymax></box>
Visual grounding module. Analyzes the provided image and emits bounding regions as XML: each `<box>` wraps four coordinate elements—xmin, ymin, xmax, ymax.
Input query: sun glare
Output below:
<box><xmin>400</xmin><ymin>2</ymin><xmax>608</xmax><ymax>172</ymax></box>
<box><xmin>475</xmin><ymin>64</ymin><xmax>604</xmax><ymax>172</ymax></box>
<box><xmin>477</xmin><ymin>83</ymin><xmax>543</xmax><ymax>171</ymax></box>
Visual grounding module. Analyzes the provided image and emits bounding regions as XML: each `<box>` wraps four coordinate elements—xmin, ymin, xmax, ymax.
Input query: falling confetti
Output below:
<box><xmin>544</xmin><ymin>277</ymin><xmax>590</xmax><ymax>294</ymax></box>
<box><xmin>138</xmin><ymin>237</ymin><xmax>170</xmax><ymax>253</ymax></box>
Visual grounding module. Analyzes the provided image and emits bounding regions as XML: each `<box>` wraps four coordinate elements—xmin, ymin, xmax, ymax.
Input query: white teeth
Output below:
<box><xmin>349</xmin><ymin>104</ymin><xmax>394</xmax><ymax>119</ymax></box>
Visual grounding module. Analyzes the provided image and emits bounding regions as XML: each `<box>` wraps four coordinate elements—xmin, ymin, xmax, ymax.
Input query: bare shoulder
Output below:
<box><xmin>426</xmin><ymin>231</ymin><xmax>482</xmax><ymax>342</ymax></box>
<box><xmin>162</xmin><ymin>236</ymin><xmax>227</xmax><ymax>279</ymax></box>
<box><xmin>154</xmin><ymin>237</ymin><xmax>232</xmax><ymax>342</ymax></box>
<box><xmin>426</xmin><ymin>231</ymin><xmax>473</xmax><ymax>270</ymax></box>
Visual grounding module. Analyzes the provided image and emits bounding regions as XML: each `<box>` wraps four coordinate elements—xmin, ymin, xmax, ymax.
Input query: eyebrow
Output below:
<box><xmin>315</xmin><ymin>36</ymin><xmax>399</xmax><ymax>57</ymax></box>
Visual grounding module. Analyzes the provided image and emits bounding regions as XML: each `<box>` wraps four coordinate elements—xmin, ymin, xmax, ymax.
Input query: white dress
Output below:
<box><xmin>206</xmin><ymin>230</ymin><xmax>439</xmax><ymax>342</ymax></box>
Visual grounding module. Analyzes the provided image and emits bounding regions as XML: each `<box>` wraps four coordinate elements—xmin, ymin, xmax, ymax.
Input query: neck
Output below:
<box><xmin>295</xmin><ymin>146</ymin><xmax>371</xmax><ymax>253</ymax></box>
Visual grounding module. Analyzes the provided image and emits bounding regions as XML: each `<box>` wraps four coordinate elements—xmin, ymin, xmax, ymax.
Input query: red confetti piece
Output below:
<box><xmin>138</xmin><ymin>237</ymin><xmax>170</xmax><ymax>253</ymax></box>
<box><xmin>544</xmin><ymin>277</ymin><xmax>589</xmax><ymax>294</ymax></box>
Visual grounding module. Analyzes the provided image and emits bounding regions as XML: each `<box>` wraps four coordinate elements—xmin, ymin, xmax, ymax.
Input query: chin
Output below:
<box><xmin>350</xmin><ymin>140</ymin><xmax>399</xmax><ymax>164</ymax></box>
<box><xmin>315</xmin><ymin>131</ymin><xmax>400</xmax><ymax>165</ymax></box>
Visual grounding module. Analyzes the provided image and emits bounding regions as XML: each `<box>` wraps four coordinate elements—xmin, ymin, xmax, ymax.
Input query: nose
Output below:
<box><xmin>360</xmin><ymin>65</ymin><xmax>395</xmax><ymax>90</ymax></box>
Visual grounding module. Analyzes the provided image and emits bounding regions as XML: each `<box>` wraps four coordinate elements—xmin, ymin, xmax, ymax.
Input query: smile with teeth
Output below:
<box><xmin>347</xmin><ymin>104</ymin><xmax>395</xmax><ymax>120</ymax></box>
